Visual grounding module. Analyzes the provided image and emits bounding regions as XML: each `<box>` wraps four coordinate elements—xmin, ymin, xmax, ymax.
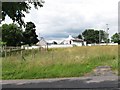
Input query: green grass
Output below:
<box><xmin>2</xmin><ymin>45</ymin><xmax>118</xmax><ymax>79</ymax></box>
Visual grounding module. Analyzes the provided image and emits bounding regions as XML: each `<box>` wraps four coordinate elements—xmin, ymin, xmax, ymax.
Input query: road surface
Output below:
<box><xmin>1</xmin><ymin>76</ymin><xmax>120</xmax><ymax>89</ymax></box>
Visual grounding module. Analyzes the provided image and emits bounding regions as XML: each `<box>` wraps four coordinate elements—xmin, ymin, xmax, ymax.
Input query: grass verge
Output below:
<box><xmin>2</xmin><ymin>45</ymin><xmax>118</xmax><ymax>79</ymax></box>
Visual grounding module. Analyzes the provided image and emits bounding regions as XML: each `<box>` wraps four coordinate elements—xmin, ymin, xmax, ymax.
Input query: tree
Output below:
<box><xmin>111</xmin><ymin>33</ymin><xmax>120</xmax><ymax>43</ymax></box>
<box><xmin>2</xmin><ymin>23</ymin><xmax>23</xmax><ymax>46</ymax></box>
<box><xmin>82</xmin><ymin>29</ymin><xmax>107</xmax><ymax>44</ymax></box>
<box><xmin>100</xmin><ymin>30</ymin><xmax>110</xmax><ymax>43</ymax></box>
<box><xmin>2</xmin><ymin>0</ymin><xmax>44</xmax><ymax>27</ymax></box>
<box><xmin>82</xmin><ymin>29</ymin><xmax>95</xmax><ymax>44</ymax></box>
<box><xmin>77</xmin><ymin>34</ymin><xmax>82</xmax><ymax>39</ymax></box>
<box><xmin>23</xmin><ymin>22</ymin><xmax>39</xmax><ymax>46</ymax></box>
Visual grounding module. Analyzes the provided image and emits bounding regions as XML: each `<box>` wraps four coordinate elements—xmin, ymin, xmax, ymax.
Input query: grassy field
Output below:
<box><xmin>2</xmin><ymin>45</ymin><xmax>118</xmax><ymax>79</ymax></box>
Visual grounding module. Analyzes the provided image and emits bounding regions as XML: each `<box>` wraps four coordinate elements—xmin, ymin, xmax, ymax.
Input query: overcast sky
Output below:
<box><xmin>3</xmin><ymin>0</ymin><xmax>119</xmax><ymax>40</ymax></box>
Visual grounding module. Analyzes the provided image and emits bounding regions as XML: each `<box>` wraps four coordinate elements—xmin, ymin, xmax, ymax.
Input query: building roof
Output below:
<box><xmin>36</xmin><ymin>37</ymin><xmax>47</xmax><ymax>46</ymax></box>
<box><xmin>65</xmin><ymin>35</ymin><xmax>74</xmax><ymax>40</ymax></box>
<box><xmin>65</xmin><ymin>35</ymin><xmax>84</xmax><ymax>42</ymax></box>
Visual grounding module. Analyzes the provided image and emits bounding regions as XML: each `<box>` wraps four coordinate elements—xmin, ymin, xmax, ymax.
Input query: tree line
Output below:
<box><xmin>1</xmin><ymin>22</ymin><xmax>120</xmax><ymax>46</ymax></box>
<box><xmin>77</xmin><ymin>29</ymin><xmax>120</xmax><ymax>44</ymax></box>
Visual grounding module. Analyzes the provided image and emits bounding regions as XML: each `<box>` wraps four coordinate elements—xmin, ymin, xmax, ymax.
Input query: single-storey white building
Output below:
<box><xmin>61</xmin><ymin>35</ymin><xmax>86</xmax><ymax>46</ymax></box>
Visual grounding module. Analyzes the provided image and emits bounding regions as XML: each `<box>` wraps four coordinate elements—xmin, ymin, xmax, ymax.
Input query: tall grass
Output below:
<box><xmin>2</xmin><ymin>45</ymin><xmax>118</xmax><ymax>79</ymax></box>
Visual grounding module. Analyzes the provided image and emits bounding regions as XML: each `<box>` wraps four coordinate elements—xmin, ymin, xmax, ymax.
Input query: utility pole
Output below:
<box><xmin>106</xmin><ymin>24</ymin><xmax>109</xmax><ymax>45</ymax></box>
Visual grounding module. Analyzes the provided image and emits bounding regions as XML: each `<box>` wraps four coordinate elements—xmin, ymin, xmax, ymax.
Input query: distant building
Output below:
<box><xmin>36</xmin><ymin>35</ymin><xmax>86</xmax><ymax>49</ymax></box>
<box><xmin>36</xmin><ymin>37</ymin><xmax>48</xmax><ymax>49</ymax></box>
<box><xmin>61</xmin><ymin>35</ymin><xmax>86</xmax><ymax>46</ymax></box>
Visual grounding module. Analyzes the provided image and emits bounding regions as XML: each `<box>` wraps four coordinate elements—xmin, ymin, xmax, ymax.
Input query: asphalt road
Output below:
<box><xmin>1</xmin><ymin>76</ymin><xmax>120</xmax><ymax>89</ymax></box>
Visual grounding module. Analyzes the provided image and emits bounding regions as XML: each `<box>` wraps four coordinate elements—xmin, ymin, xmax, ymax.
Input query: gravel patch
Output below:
<box><xmin>85</xmin><ymin>66</ymin><xmax>117</xmax><ymax>76</ymax></box>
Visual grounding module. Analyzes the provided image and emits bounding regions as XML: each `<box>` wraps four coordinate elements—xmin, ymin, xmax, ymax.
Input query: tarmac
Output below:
<box><xmin>1</xmin><ymin>76</ymin><xmax>119</xmax><ymax>89</ymax></box>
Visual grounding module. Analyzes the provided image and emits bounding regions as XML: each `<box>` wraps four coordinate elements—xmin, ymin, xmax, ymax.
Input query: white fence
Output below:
<box><xmin>21</xmin><ymin>46</ymin><xmax>40</xmax><ymax>50</ymax></box>
<box><xmin>48</xmin><ymin>44</ymin><xmax>73</xmax><ymax>48</ymax></box>
<box><xmin>21</xmin><ymin>44</ymin><xmax>74</xmax><ymax>49</ymax></box>
<box><xmin>87</xmin><ymin>43</ymin><xmax>118</xmax><ymax>46</ymax></box>
<box><xmin>21</xmin><ymin>43</ymin><xmax>119</xmax><ymax>50</ymax></box>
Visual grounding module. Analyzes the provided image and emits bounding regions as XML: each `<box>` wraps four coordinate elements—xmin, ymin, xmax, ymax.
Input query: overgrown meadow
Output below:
<box><xmin>2</xmin><ymin>45</ymin><xmax>118</xmax><ymax>79</ymax></box>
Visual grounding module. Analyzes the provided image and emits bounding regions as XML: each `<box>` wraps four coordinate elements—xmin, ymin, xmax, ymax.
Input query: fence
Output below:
<box><xmin>1</xmin><ymin>45</ymin><xmax>118</xmax><ymax>63</ymax></box>
<box><xmin>1</xmin><ymin>46</ymin><xmax>70</xmax><ymax>62</ymax></box>
<box><xmin>48</xmin><ymin>44</ymin><xmax>73</xmax><ymax>48</ymax></box>
<box><xmin>87</xmin><ymin>43</ymin><xmax>118</xmax><ymax>46</ymax></box>
<box><xmin>0</xmin><ymin>45</ymin><xmax>61</xmax><ymax>61</ymax></box>
<box><xmin>1</xmin><ymin>46</ymin><xmax>24</xmax><ymax>57</ymax></box>
<box><xmin>1</xmin><ymin>46</ymin><xmax>48</xmax><ymax>61</ymax></box>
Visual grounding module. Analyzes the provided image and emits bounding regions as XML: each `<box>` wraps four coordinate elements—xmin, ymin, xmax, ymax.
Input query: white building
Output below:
<box><xmin>61</xmin><ymin>35</ymin><xmax>86</xmax><ymax>46</ymax></box>
<box><xmin>36</xmin><ymin>37</ymin><xmax>48</xmax><ymax>49</ymax></box>
<box><xmin>35</xmin><ymin>35</ymin><xmax>86</xmax><ymax>49</ymax></box>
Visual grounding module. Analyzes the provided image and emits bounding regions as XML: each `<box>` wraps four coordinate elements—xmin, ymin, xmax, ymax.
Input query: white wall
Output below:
<box><xmin>21</xmin><ymin>46</ymin><xmax>40</xmax><ymax>50</ymax></box>
<box><xmin>48</xmin><ymin>44</ymin><xmax>73</xmax><ymax>48</ymax></box>
<box><xmin>100</xmin><ymin>43</ymin><xmax>118</xmax><ymax>45</ymax></box>
<box><xmin>87</xmin><ymin>43</ymin><xmax>118</xmax><ymax>46</ymax></box>
<box><xmin>21</xmin><ymin>42</ymin><xmax>118</xmax><ymax>50</ymax></box>
<box><xmin>72</xmin><ymin>42</ymin><xmax>82</xmax><ymax>46</ymax></box>
<box><xmin>83</xmin><ymin>41</ymin><xmax>87</xmax><ymax>46</ymax></box>
<box><xmin>21</xmin><ymin>45</ymin><xmax>73</xmax><ymax>49</ymax></box>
